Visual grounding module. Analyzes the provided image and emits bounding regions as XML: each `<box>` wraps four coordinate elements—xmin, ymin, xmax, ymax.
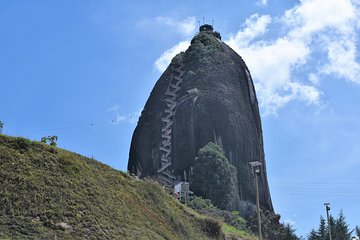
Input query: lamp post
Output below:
<box><xmin>249</xmin><ymin>161</ymin><xmax>263</xmax><ymax>240</ymax></box>
<box><xmin>324</xmin><ymin>203</ymin><xmax>332</xmax><ymax>240</ymax></box>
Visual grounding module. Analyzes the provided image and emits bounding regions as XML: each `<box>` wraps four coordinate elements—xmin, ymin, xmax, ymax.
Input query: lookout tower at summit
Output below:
<box><xmin>199</xmin><ymin>24</ymin><xmax>213</xmax><ymax>32</ymax></box>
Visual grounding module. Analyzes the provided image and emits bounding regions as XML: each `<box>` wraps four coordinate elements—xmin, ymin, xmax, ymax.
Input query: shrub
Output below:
<box><xmin>201</xmin><ymin>217</ymin><xmax>223</xmax><ymax>238</ymax></box>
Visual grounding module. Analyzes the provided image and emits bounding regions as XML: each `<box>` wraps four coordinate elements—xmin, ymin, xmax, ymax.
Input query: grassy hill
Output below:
<box><xmin>0</xmin><ymin>135</ymin><xmax>256</xmax><ymax>240</ymax></box>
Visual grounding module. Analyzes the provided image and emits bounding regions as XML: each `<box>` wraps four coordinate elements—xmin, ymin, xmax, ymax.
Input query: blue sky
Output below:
<box><xmin>1</xmin><ymin>0</ymin><xmax>359</xmax><ymax>237</ymax></box>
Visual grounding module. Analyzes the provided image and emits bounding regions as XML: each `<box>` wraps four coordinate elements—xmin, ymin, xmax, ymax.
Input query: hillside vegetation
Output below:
<box><xmin>0</xmin><ymin>135</ymin><xmax>255</xmax><ymax>240</ymax></box>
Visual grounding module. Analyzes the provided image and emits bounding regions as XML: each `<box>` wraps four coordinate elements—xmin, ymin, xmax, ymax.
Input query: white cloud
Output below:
<box><xmin>227</xmin><ymin>14</ymin><xmax>271</xmax><ymax>47</ymax></box>
<box><xmin>154</xmin><ymin>0</ymin><xmax>360</xmax><ymax>114</ymax></box>
<box><xmin>282</xmin><ymin>0</ymin><xmax>360</xmax><ymax>85</ymax></box>
<box><xmin>154</xmin><ymin>41</ymin><xmax>190</xmax><ymax>72</ymax></box>
<box><xmin>256</xmin><ymin>0</ymin><xmax>268</xmax><ymax>6</ymax></box>
<box><xmin>156</xmin><ymin>16</ymin><xmax>196</xmax><ymax>36</ymax></box>
<box><xmin>283</xmin><ymin>0</ymin><xmax>356</xmax><ymax>35</ymax></box>
<box><xmin>321</xmin><ymin>39</ymin><xmax>360</xmax><ymax>83</ymax></box>
<box><xmin>308</xmin><ymin>73</ymin><xmax>319</xmax><ymax>85</ymax></box>
<box><xmin>107</xmin><ymin>104</ymin><xmax>141</xmax><ymax>124</ymax></box>
<box><xmin>226</xmin><ymin>14</ymin><xmax>320</xmax><ymax>115</ymax></box>
<box><xmin>226</xmin><ymin>0</ymin><xmax>359</xmax><ymax>114</ymax></box>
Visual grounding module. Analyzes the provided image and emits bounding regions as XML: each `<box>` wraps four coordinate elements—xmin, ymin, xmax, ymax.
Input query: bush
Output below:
<box><xmin>187</xmin><ymin>196</ymin><xmax>248</xmax><ymax>231</ymax></box>
<box><xmin>201</xmin><ymin>217</ymin><xmax>223</xmax><ymax>238</ymax></box>
<box><xmin>41</xmin><ymin>136</ymin><xmax>58</xmax><ymax>146</ymax></box>
<box><xmin>12</xmin><ymin>137</ymin><xmax>31</xmax><ymax>152</ymax></box>
<box><xmin>186</xmin><ymin>196</ymin><xmax>216</xmax><ymax>211</ymax></box>
<box><xmin>247</xmin><ymin>210</ymin><xmax>299</xmax><ymax>240</ymax></box>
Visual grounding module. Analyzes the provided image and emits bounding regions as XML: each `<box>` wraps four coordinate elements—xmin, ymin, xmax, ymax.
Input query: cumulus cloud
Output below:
<box><xmin>154</xmin><ymin>0</ymin><xmax>360</xmax><ymax>114</ymax></box>
<box><xmin>322</xmin><ymin>39</ymin><xmax>360</xmax><ymax>83</ymax></box>
<box><xmin>228</xmin><ymin>0</ymin><xmax>359</xmax><ymax>114</ymax></box>
<box><xmin>227</xmin><ymin>14</ymin><xmax>271</xmax><ymax>47</ymax></box>
<box><xmin>282</xmin><ymin>0</ymin><xmax>360</xmax><ymax>84</ymax></box>
<box><xmin>154</xmin><ymin>41</ymin><xmax>190</xmax><ymax>72</ymax></box>
<box><xmin>156</xmin><ymin>16</ymin><xmax>196</xmax><ymax>36</ymax></box>
<box><xmin>226</xmin><ymin>14</ymin><xmax>321</xmax><ymax>114</ymax></box>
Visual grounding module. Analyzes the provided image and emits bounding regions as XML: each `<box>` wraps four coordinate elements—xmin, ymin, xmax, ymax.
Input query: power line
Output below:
<box><xmin>7</xmin><ymin>120</ymin><xmax>117</xmax><ymax>135</ymax></box>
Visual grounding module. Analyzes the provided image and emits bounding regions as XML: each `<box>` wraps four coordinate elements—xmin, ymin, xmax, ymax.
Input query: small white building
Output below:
<box><xmin>173</xmin><ymin>182</ymin><xmax>190</xmax><ymax>203</ymax></box>
<box><xmin>173</xmin><ymin>181</ymin><xmax>189</xmax><ymax>194</ymax></box>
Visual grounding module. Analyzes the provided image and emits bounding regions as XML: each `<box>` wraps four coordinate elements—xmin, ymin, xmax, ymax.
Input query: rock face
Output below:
<box><xmin>128</xmin><ymin>26</ymin><xmax>273</xmax><ymax>213</ymax></box>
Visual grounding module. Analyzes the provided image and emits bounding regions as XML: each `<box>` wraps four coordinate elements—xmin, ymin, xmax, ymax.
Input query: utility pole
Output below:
<box><xmin>249</xmin><ymin>161</ymin><xmax>263</xmax><ymax>240</ymax></box>
<box><xmin>324</xmin><ymin>203</ymin><xmax>332</xmax><ymax>240</ymax></box>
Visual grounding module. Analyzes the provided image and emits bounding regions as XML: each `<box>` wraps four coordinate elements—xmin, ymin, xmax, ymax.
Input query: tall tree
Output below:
<box><xmin>317</xmin><ymin>216</ymin><xmax>327</xmax><ymax>240</ymax></box>
<box><xmin>282</xmin><ymin>223</ymin><xmax>299</xmax><ymax>240</ymax></box>
<box><xmin>190</xmin><ymin>142</ymin><xmax>237</xmax><ymax>210</ymax></box>
<box><xmin>333</xmin><ymin>210</ymin><xmax>351</xmax><ymax>240</ymax></box>
<box><xmin>308</xmin><ymin>229</ymin><xmax>319</xmax><ymax>240</ymax></box>
<box><xmin>328</xmin><ymin>215</ymin><xmax>336</xmax><ymax>240</ymax></box>
<box><xmin>308</xmin><ymin>211</ymin><xmax>352</xmax><ymax>240</ymax></box>
<box><xmin>355</xmin><ymin>226</ymin><xmax>360</xmax><ymax>238</ymax></box>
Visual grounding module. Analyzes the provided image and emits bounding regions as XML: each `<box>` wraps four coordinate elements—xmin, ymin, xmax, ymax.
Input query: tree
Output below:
<box><xmin>307</xmin><ymin>211</ymin><xmax>353</xmax><ymax>240</ymax></box>
<box><xmin>0</xmin><ymin>121</ymin><xmax>3</xmax><ymax>134</ymax></box>
<box><xmin>333</xmin><ymin>210</ymin><xmax>351</xmax><ymax>240</ymax></box>
<box><xmin>190</xmin><ymin>142</ymin><xmax>237</xmax><ymax>210</ymax></box>
<box><xmin>281</xmin><ymin>223</ymin><xmax>299</xmax><ymax>240</ymax></box>
<box><xmin>317</xmin><ymin>217</ymin><xmax>326</xmax><ymax>240</ymax></box>
<box><xmin>41</xmin><ymin>135</ymin><xmax>58</xmax><ymax>146</ymax></box>
<box><xmin>355</xmin><ymin>226</ymin><xmax>360</xmax><ymax>238</ymax></box>
<box><xmin>308</xmin><ymin>229</ymin><xmax>319</xmax><ymax>240</ymax></box>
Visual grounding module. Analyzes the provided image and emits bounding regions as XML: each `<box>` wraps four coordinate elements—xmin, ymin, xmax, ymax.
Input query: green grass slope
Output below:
<box><xmin>0</xmin><ymin>135</ymin><xmax>230</xmax><ymax>240</ymax></box>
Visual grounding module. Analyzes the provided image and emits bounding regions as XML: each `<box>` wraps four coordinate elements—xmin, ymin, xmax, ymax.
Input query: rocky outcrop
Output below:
<box><xmin>128</xmin><ymin>26</ymin><xmax>273</xmax><ymax>213</ymax></box>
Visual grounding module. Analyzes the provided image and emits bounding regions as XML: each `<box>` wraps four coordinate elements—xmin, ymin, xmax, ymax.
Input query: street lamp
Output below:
<box><xmin>324</xmin><ymin>203</ymin><xmax>332</xmax><ymax>240</ymax></box>
<box><xmin>249</xmin><ymin>161</ymin><xmax>263</xmax><ymax>240</ymax></box>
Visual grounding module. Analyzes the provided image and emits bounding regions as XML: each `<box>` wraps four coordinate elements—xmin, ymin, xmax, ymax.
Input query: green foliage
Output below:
<box><xmin>222</xmin><ymin>224</ymin><xmax>257</xmax><ymax>240</ymax></box>
<box><xmin>186</xmin><ymin>31</ymin><xmax>224</xmax><ymax>66</ymax></box>
<box><xmin>40</xmin><ymin>135</ymin><xmax>58</xmax><ymax>146</ymax></box>
<box><xmin>308</xmin><ymin>229</ymin><xmax>319</xmax><ymax>240</ymax></box>
<box><xmin>355</xmin><ymin>226</ymin><xmax>360</xmax><ymax>238</ymax></box>
<box><xmin>282</xmin><ymin>223</ymin><xmax>300</xmax><ymax>240</ymax></box>
<box><xmin>0</xmin><ymin>135</ymin><xmax>225</xmax><ymax>240</ymax></box>
<box><xmin>186</xmin><ymin>196</ymin><xmax>217</xmax><ymax>211</ymax></box>
<box><xmin>191</xmin><ymin>31</ymin><xmax>222</xmax><ymax>52</ymax></box>
<box><xmin>190</xmin><ymin>142</ymin><xmax>237</xmax><ymax>210</ymax></box>
<box><xmin>200</xmin><ymin>217</ymin><xmax>223</xmax><ymax>238</ymax></box>
<box><xmin>247</xmin><ymin>210</ymin><xmax>300</xmax><ymax>240</ymax></box>
<box><xmin>333</xmin><ymin>210</ymin><xmax>352</xmax><ymax>240</ymax></box>
<box><xmin>318</xmin><ymin>217</ymin><xmax>327</xmax><ymax>240</ymax></box>
<box><xmin>186</xmin><ymin>196</ymin><xmax>254</xmax><ymax>238</ymax></box>
<box><xmin>307</xmin><ymin>211</ymin><xmax>353</xmax><ymax>240</ymax></box>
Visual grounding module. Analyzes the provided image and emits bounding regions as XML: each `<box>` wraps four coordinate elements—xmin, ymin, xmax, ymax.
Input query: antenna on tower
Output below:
<box><xmin>212</xmin><ymin>19</ymin><xmax>214</xmax><ymax>27</ymax></box>
<box><xmin>202</xmin><ymin>17</ymin><xmax>205</xmax><ymax>24</ymax></box>
<box><xmin>197</xmin><ymin>20</ymin><xmax>201</xmax><ymax>30</ymax></box>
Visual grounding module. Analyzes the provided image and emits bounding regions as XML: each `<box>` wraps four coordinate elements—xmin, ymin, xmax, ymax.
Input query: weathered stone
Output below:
<box><xmin>55</xmin><ymin>222</ymin><xmax>72</xmax><ymax>231</ymax></box>
<box><xmin>128</xmin><ymin>27</ymin><xmax>273</xmax><ymax>213</ymax></box>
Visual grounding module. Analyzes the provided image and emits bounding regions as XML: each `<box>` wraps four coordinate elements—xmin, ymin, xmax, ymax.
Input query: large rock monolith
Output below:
<box><xmin>128</xmin><ymin>25</ymin><xmax>273</xmax><ymax>214</ymax></box>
